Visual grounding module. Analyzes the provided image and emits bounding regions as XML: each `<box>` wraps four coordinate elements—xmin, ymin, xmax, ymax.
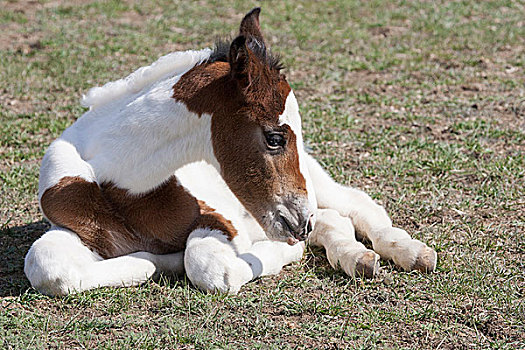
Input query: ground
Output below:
<box><xmin>1</xmin><ymin>0</ymin><xmax>524</xmax><ymax>349</ymax></box>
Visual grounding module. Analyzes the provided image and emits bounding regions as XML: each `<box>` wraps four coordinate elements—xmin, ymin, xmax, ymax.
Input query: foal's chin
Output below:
<box><xmin>265</xmin><ymin>227</ymin><xmax>303</xmax><ymax>246</ymax></box>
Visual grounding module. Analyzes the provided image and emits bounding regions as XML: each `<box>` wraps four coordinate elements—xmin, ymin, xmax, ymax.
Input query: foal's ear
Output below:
<box><xmin>239</xmin><ymin>7</ymin><xmax>265</xmax><ymax>44</ymax></box>
<box><xmin>229</xmin><ymin>35</ymin><xmax>253</xmax><ymax>88</ymax></box>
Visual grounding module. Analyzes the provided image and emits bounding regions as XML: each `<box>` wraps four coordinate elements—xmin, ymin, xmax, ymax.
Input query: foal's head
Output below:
<box><xmin>174</xmin><ymin>8</ymin><xmax>316</xmax><ymax>243</ymax></box>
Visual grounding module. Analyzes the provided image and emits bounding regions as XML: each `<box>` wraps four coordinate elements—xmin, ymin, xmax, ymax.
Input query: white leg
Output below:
<box><xmin>306</xmin><ymin>154</ymin><xmax>437</xmax><ymax>272</ymax></box>
<box><xmin>24</xmin><ymin>227</ymin><xmax>184</xmax><ymax>296</ymax></box>
<box><xmin>184</xmin><ymin>228</ymin><xmax>305</xmax><ymax>293</ymax></box>
<box><xmin>309</xmin><ymin>209</ymin><xmax>380</xmax><ymax>278</ymax></box>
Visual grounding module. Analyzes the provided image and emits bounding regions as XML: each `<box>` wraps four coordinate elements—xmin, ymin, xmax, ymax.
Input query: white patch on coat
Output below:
<box><xmin>278</xmin><ymin>91</ymin><xmax>318</xmax><ymax>223</ymax></box>
<box><xmin>175</xmin><ymin>161</ymin><xmax>266</xmax><ymax>246</ymax></box>
<box><xmin>24</xmin><ymin>226</ymin><xmax>171</xmax><ymax>296</ymax></box>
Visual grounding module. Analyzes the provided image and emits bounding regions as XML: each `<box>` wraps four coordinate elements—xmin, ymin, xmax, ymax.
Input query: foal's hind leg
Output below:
<box><xmin>184</xmin><ymin>228</ymin><xmax>304</xmax><ymax>293</ymax></box>
<box><xmin>306</xmin><ymin>154</ymin><xmax>437</xmax><ymax>272</ymax></box>
<box><xmin>309</xmin><ymin>209</ymin><xmax>380</xmax><ymax>278</ymax></box>
<box><xmin>24</xmin><ymin>226</ymin><xmax>183</xmax><ymax>296</ymax></box>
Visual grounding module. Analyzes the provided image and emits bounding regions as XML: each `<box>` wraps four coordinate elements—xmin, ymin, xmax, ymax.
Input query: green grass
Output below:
<box><xmin>1</xmin><ymin>0</ymin><xmax>524</xmax><ymax>348</ymax></box>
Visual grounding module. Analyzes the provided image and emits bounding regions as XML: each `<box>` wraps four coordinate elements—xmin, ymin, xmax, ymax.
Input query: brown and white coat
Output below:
<box><xmin>24</xmin><ymin>9</ymin><xmax>436</xmax><ymax>296</ymax></box>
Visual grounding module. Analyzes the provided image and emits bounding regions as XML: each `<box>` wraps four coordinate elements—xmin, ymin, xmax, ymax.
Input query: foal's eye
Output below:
<box><xmin>265</xmin><ymin>132</ymin><xmax>286</xmax><ymax>150</ymax></box>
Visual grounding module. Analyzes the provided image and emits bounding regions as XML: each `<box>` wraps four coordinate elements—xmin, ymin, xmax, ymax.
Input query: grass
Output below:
<box><xmin>1</xmin><ymin>0</ymin><xmax>524</xmax><ymax>348</ymax></box>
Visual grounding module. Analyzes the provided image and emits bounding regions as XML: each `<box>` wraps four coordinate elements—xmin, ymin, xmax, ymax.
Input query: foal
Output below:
<box><xmin>25</xmin><ymin>8</ymin><xmax>437</xmax><ymax>296</ymax></box>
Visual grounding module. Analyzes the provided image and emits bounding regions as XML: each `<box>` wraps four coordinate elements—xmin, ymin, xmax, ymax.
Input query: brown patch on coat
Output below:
<box><xmin>273</xmin><ymin>124</ymin><xmax>306</xmax><ymax>193</ymax></box>
<box><xmin>100</xmin><ymin>176</ymin><xmax>200</xmax><ymax>254</ymax></box>
<box><xmin>194</xmin><ymin>200</ymin><xmax>238</xmax><ymax>240</ymax></box>
<box><xmin>41</xmin><ymin>176</ymin><xmax>141</xmax><ymax>259</ymax></box>
<box><xmin>40</xmin><ymin>176</ymin><xmax>236</xmax><ymax>258</ymax></box>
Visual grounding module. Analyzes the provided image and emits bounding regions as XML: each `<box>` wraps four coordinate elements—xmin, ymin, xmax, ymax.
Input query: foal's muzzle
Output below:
<box><xmin>278</xmin><ymin>205</ymin><xmax>314</xmax><ymax>242</ymax></box>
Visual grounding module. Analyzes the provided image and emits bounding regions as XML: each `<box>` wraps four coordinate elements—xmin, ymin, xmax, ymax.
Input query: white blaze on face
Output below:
<box><xmin>278</xmin><ymin>91</ymin><xmax>318</xmax><ymax>226</ymax></box>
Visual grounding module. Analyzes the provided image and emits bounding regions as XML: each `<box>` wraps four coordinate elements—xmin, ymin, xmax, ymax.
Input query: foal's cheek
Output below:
<box><xmin>219</xmin><ymin>150</ymin><xmax>276</xmax><ymax>218</ymax></box>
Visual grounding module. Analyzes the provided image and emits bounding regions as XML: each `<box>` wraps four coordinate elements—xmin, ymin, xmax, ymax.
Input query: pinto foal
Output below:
<box><xmin>25</xmin><ymin>8</ymin><xmax>437</xmax><ymax>296</ymax></box>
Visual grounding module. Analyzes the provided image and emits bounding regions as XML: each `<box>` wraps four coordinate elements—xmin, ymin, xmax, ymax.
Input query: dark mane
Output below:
<box><xmin>208</xmin><ymin>37</ymin><xmax>284</xmax><ymax>71</ymax></box>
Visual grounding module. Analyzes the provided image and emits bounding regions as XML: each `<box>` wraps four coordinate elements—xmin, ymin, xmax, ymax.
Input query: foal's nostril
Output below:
<box><xmin>280</xmin><ymin>214</ymin><xmax>306</xmax><ymax>241</ymax></box>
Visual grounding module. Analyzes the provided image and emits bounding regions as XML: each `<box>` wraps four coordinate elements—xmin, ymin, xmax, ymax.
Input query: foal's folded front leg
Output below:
<box><xmin>306</xmin><ymin>154</ymin><xmax>437</xmax><ymax>272</ymax></box>
<box><xmin>184</xmin><ymin>229</ymin><xmax>305</xmax><ymax>293</ymax></box>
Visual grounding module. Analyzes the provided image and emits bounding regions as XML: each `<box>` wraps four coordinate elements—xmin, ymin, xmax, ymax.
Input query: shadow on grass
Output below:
<box><xmin>0</xmin><ymin>220</ymin><xmax>197</xmax><ymax>297</ymax></box>
<box><xmin>0</xmin><ymin>220</ymin><xmax>49</xmax><ymax>297</ymax></box>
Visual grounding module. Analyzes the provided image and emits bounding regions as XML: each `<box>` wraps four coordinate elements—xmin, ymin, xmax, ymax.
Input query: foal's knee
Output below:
<box><xmin>24</xmin><ymin>229</ymin><xmax>96</xmax><ymax>296</ymax></box>
<box><xmin>184</xmin><ymin>229</ymin><xmax>252</xmax><ymax>294</ymax></box>
<box><xmin>25</xmin><ymin>239</ymin><xmax>76</xmax><ymax>296</ymax></box>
